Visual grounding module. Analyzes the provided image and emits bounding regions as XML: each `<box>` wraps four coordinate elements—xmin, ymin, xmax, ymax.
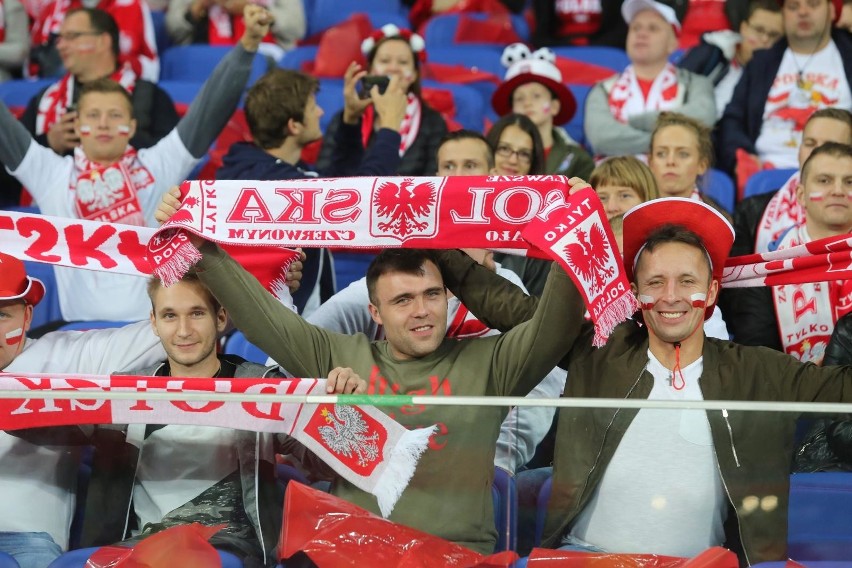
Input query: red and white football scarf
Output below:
<box><xmin>146</xmin><ymin>177</ymin><xmax>572</xmax><ymax>285</ymax></box>
<box><xmin>607</xmin><ymin>63</ymin><xmax>683</xmax><ymax>124</ymax></box>
<box><xmin>207</xmin><ymin>0</ymin><xmax>274</xmax><ymax>46</ymax></box>
<box><xmin>0</xmin><ymin>372</ymin><xmax>434</xmax><ymax>517</ymax></box>
<box><xmin>362</xmin><ymin>93</ymin><xmax>422</xmax><ymax>158</ymax></box>
<box><xmin>522</xmin><ymin>187</ymin><xmax>639</xmax><ymax>346</ymax></box>
<box><xmin>770</xmin><ymin>226</ymin><xmax>852</xmax><ymax>363</ymax></box>
<box><xmin>71</xmin><ymin>145</ymin><xmax>150</xmax><ymax>226</ymax></box>
<box><xmin>35</xmin><ymin>65</ymin><xmax>138</xmax><ymax>136</ymax></box>
<box><xmin>0</xmin><ymin>209</ymin><xmax>298</xmax><ymax>305</ymax></box>
<box><xmin>754</xmin><ymin>172</ymin><xmax>804</xmax><ymax>254</ymax></box>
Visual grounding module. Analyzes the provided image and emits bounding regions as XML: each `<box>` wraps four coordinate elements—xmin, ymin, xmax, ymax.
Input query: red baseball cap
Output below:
<box><xmin>0</xmin><ymin>252</ymin><xmax>45</xmax><ymax>306</ymax></box>
<box><xmin>622</xmin><ymin>198</ymin><xmax>733</xmax><ymax>319</ymax></box>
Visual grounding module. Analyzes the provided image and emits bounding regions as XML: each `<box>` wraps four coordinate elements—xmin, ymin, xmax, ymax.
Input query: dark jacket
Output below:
<box><xmin>315</xmin><ymin>103</ymin><xmax>447</xmax><ymax>176</ymax></box>
<box><xmin>717</xmin><ymin>31</ymin><xmax>852</xmax><ymax>175</ymax></box>
<box><xmin>717</xmin><ymin>191</ymin><xmax>779</xmax><ymax>347</ymax></box>
<box><xmin>81</xmin><ymin>355</ymin><xmax>285</xmax><ymax>567</ymax></box>
<box><xmin>216</xmin><ymin>122</ymin><xmax>402</xmax><ymax>313</ymax></box>
<box><xmin>440</xmin><ymin>251</ymin><xmax>852</xmax><ymax>565</ymax></box>
<box><xmin>678</xmin><ymin>38</ymin><xmax>732</xmax><ymax>86</ymax></box>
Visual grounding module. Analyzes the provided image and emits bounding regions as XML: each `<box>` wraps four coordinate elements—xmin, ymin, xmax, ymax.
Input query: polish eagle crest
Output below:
<box><xmin>563</xmin><ymin>224</ymin><xmax>615</xmax><ymax>296</ymax></box>
<box><xmin>372</xmin><ymin>178</ymin><xmax>437</xmax><ymax>239</ymax></box>
<box><xmin>317</xmin><ymin>405</ymin><xmax>380</xmax><ymax>467</ymax></box>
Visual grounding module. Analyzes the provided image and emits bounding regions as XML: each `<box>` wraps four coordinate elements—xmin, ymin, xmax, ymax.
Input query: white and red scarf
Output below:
<box><xmin>35</xmin><ymin>64</ymin><xmax>138</xmax><ymax>136</ymax></box>
<box><xmin>754</xmin><ymin>172</ymin><xmax>804</xmax><ymax>254</ymax></box>
<box><xmin>0</xmin><ymin>372</ymin><xmax>433</xmax><ymax>517</ymax></box>
<box><xmin>70</xmin><ymin>145</ymin><xmax>151</xmax><ymax>226</ymax></box>
<box><xmin>362</xmin><ymin>93</ymin><xmax>421</xmax><ymax>158</ymax></box>
<box><xmin>147</xmin><ymin>178</ymin><xmax>638</xmax><ymax>344</ymax></box>
<box><xmin>770</xmin><ymin>226</ymin><xmax>852</xmax><ymax>363</ymax></box>
<box><xmin>607</xmin><ymin>63</ymin><xmax>683</xmax><ymax>124</ymax></box>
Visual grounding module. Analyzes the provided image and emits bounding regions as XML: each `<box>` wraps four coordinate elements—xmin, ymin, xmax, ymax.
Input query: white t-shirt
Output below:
<box><xmin>714</xmin><ymin>61</ymin><xmax>741</xmax><ymax>119</ymax></box>
<box><xmin>0</xmin><ymin>322</ymin><xmax>164</xmax><ymax>548</ymax></box>
<box><xmin>131</xmin><ymin>425</ymin><xmax>237</xmax><ymax>531</ymax></box>
<box><xmin>569</xmin><ymin>351</ymin><xmax>727</xmax><ymax>555</ymax></box>
<box><xmin>10</xmin><ymin>130</ymin><xmax>198</xmax><ymax>322</ymax></box>
<box><xmin>756</xmin><ymin>41</ymin><xmax>852</xmax><ymax>168</ymax></box>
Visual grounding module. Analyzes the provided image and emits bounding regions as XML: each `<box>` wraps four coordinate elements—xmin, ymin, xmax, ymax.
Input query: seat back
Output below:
<box><xmin>422</xmin><ymin>13</ymin><xmax>529</xmax><ymax>47</ymax></box>
<box><xmin>307</xmin><ymin>0</ymin><xmax>407</xmax><ymax>37</ymax></box>
<box><xmin>224</xmin><ymin>331</ymin><xmax>270</xmax><ymax>365</ymax></box>
<box><xmin>160</xmin><ymin>45</ymin><xmax>268</xmax><ymax>86</ymax></box>
<box><xmin>789</xmin><ymin>472</ymin><xmax>852</xmax><ymax>560</ymax></box>
<box><xmin>566</xmin><ymin>84</ymin><xmax>591</xmax><ymax>147</ymax></box>
<box><xmin>743</xmin><ymin>168</ymin><xmax>797</xmax><ymax>199</ymax></box>
<box><xmin>551</xmin><ymin>46</ymin><xmax>630</xmax><ymax>73</ymax></box>
<box><xmin>702</xmin><ymin>168</ymin><xmax>736</xmax><ymax>215</ymax></box>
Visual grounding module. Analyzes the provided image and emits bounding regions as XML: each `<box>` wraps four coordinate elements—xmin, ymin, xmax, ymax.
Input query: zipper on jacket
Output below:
<box><xmin>711</xmin><ymin>440</ymin><xmax>750</xmax><ymax>566</ymax></box>
<box><xmin>573</xmin><ymin>367</ymin><xmax>646</xmax><ymax>514</ymax></box>
<box><xmin>721</xmin><ymin>409</ymin><xmax>741</xmax><ymax>467</ymax></box>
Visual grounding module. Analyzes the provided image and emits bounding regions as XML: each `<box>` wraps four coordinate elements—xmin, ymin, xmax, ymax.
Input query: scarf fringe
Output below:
<box><xmin>592</xmin><ymin>293</ymin><xmax>640</xmax><ymax>347</ymax></box>
<box><xmin>154</xmin><ymin>239</ymin><xmax>203</xmax><ymax>287</ymax></box>
<box><xmin>374</xmin><ymin>424</ymin><xmax>437</xmax><ymax>518</ymax></box>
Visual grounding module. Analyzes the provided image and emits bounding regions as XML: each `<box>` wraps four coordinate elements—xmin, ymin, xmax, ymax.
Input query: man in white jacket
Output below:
<box><xmin>0</xmin><ymin>251</ymin><xmax>164</xmax><ymax>568</ymax></box>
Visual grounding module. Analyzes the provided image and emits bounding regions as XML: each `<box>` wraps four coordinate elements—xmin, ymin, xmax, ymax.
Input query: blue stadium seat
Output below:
<box><xmin>422</xmin><ymin>13</ymin><xmax>530</xmax><ymax>47</ymax></box>
<box><xmin>47</xmin><ymin>548</ymin><xmax>244</xmax><ymax>567</ymax></box>
<box><xmin>0</xmin><ymin>553</ymin><xmax>18</xmax><ymax>568</ymax></box>
<box><xmin>224</xmin><ymin>331</ymin><xmax>270</xmax><ymax>365</ymax></box>
<box><xmin>0</xmin><ymin>79</ymin><xmax>53</xmax><ymax>113</ymax></box>
<box><xmin>492</xmin><ymin>467</ymin><xmax>517</xmax><ymax>553</ymax></box>
<box><xmin>423</xmin><ymin>80</ymin><xmax>485</xmax><ymax>132</ymax></box>
<box><xmin>24</xmin><ymin>260</ymin><xmax>62</xmax><ymax>332</ymax></box>
<box><xmin>159</xmin><ymin>45</ymin><xmax>269</xmax><ymax>86</ymax></box>
<box><xmin>307</xmin><ymin>0</ymin><xmax>407</xmax><ymax>37</ymax></box>
<box><xmin>150</xmin><ymin>9</ymin><xmax>171</xmax><ymax>55</ymax></box>
<box><xmin>702</xmin><ymin>168</ymin><xmax>735</xmax><ymax>215</ymax></box>
<box><xmin>315</xmin><ymin>79</ymin><xmax>345</xmax><ymax>132</ymax></box>
<box><xmin>533</xmin><ymin>473</ymin><xmax>552</xmax><ymax>548</ymax></box>
<box><xmin>744</xmin><ymin>168</ymin><xmax>798</xmax><ymax>199</ymax></box>
<box><xmin>566</xmin><ymin>84</ymin><xmax>591</xmax><ymax>147</ymax></box>
<box><xmin>278</xmin><ymin>46</ymin><xmax>318</xmax><ymax>71</ymax></box>
<box><xmin>551</xmin><ymin>46</ymin><xmax>630</xmax><ymax>73</ymax></box>
<box><xmin>157</xmin><ymin>80</ymin><xmax>203</xmax><ymax>109</ymax></box>
<box><xmin>789</xmin><ymin>473</ymin><xmax>852</xmax><ymax>560</ymax></box>
<box><xmin>58</xmin><ymin>321</ymin><xmax>131</xmax><ymax>331</ymax></box>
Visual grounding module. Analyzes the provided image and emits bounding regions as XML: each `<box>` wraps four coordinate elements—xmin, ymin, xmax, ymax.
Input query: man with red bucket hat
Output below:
<box><xmin>441</xmin><ymin>195</ymin><xmax>852</xmax><ymax>563</ymax></box>
<box><xmin>0</xmin><ymin>251</ymin><xmax>165</xmax><ymax>567</ymax></box>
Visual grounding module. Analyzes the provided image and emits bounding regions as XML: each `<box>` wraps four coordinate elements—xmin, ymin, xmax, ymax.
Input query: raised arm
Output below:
<box><xmin>0</xmin><ymin>99</ymin><xmax>36</xmax><ymax>171</ymax></box>
<box><xmin>175</xmin><ymin>4</ymin><xmax>272</xmax><ymax>158</ymax></box>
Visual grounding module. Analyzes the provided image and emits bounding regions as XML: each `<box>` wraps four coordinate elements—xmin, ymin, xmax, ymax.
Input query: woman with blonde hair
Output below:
<box><xmin>590</xmin><ymin>155</ymin><xmax>660</xmax><ymax>220</ymax></box>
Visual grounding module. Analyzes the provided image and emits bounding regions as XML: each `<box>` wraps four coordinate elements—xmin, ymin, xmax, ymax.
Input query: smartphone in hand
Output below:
<box><xmin>358</xmin><ymin>76</ymin><xmax>390</xmax><ymax>99</ymax></box>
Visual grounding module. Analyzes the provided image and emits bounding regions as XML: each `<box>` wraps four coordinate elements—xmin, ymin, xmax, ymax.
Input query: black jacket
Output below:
<box><xmin>316</xmin><ymin>103</ymin><xmax>446</xmax><ymax>176</ymax></box>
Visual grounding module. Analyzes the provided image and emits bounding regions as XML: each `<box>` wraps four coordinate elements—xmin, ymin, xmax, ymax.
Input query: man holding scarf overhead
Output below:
<box><xmin>441</xmin><ymin>193</ymin><xmax>852</xmax><ymax>563</ymax></box>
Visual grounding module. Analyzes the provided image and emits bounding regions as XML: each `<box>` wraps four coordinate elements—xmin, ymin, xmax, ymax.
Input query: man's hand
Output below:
<box><xmin>47</xmin><ymin>111</ymin><xmax>80</xmax><ymax>154</ymax></box>
<box><xmin>286</xmin><ymin>248</ymin><xmax>306</xmax><ymax>294</ymax></box>
<box><xmin>239</xmin><ymin>4</ymin><xmax>273</xmax><ymax>52</ymax></box>
<box><xmin>156</xmin><ymin>186</ymin><xmax>205</xmax><ymax>248</ymax></box>
<box><xmin>325</xmin><ymin>367</ymin><xmax>368</xmax><ymax>394</ymax></box>
<box><xmin>373</xmin><ymin>75</ymin><xmax>407</xmax><ymax>132</ymax></box>
<box><xmin>341</xmin><ymin>62</ymin><xmax>371</xmax><ymax>125</ymax></box>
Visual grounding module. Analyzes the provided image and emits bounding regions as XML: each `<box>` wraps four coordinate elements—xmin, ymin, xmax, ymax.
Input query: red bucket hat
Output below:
<box><xmin>622</xmin><ymin>198</ymin><xmax>734</xmax><ymax>319</ymax></box>
<box><xmin>0</xmin><ymin>252</ymin><xmax>45</xmax><ymax>306</ymax></box>
<box><xmin>491</xmin><ymin>43</ymin><xmax>576</xmax><ymax>126</ymax></box>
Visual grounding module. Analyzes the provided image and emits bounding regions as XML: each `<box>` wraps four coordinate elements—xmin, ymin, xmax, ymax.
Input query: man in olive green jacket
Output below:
<box><xmin>441</xmin><ymin>196</ymin><xmax>852</xmax><ymax>564</ymax></box>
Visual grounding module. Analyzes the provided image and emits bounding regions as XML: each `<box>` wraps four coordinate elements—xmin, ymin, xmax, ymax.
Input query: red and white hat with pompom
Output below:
<box><xmin>361</xmin><ymin>23</ymin><xmax>427</xmax><ymax>63</ymax></box>
<box><xmin>491</xmin><ymin>43</ymin><xmax>576</xmax><ymax>125</ymax></box>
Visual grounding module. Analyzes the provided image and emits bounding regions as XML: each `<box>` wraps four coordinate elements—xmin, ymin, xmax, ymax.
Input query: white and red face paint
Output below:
<box><xmin>79</xmin><ymin>125</ymin><xmax>91</xmax><ymax>136</ymax></box>
<box><xmin>4</xmin><ymin>327</ymin><xmax>23</xmax><ymax>346</ymax></box>
<box><xmin>638</xmin><ymin>292</ymin><xmax>707</xmax><ymax>310</ymax></box>
<box><xmin>117</xmin><ymin>124</ymin><xmax>131</xmax><ymax>136</ymax></box>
